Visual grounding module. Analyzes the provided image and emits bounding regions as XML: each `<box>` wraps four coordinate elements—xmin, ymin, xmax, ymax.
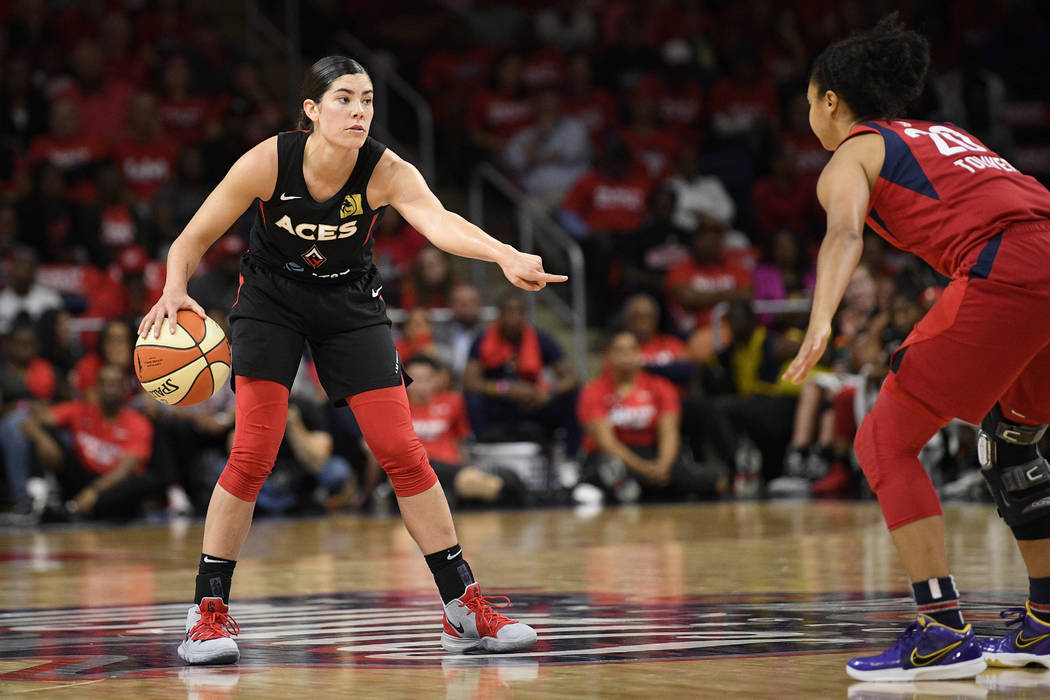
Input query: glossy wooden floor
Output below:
<box><xmin>1</xmin><ymin>502</ymin><xmax>1048</xmax><ymax>698</ymax></box>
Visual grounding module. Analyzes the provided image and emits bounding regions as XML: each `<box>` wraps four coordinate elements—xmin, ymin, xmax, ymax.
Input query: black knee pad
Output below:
<box><xmin>978</xmin><ymin>405</ymin><xmax>1050</xmax><ymax>528</ymax></box>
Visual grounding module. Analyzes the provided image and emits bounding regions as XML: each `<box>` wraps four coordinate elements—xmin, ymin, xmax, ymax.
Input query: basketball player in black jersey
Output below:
<box><xmin>138</xmin><ymin>57</ymin><xmax>560</xmax><ymax>664</ymax></box>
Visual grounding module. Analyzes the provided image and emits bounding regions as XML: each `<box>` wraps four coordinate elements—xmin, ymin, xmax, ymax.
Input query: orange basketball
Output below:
<box><xmin>134</xmin><ymin>310</ymin><xmax>231</xmax><ymax>406</ymax></box>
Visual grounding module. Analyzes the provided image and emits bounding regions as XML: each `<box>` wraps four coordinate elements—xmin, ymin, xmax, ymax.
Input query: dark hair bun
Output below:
<box><xmin>811</xmin><ymin>12</ymin><xmax>930</xmax><ymax>120</ymax></box>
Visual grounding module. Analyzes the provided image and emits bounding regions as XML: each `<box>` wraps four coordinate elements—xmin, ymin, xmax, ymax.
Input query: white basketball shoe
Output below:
<box><xmin>441</xmin><ymin>583</ymin><xmax>537</xmax><ymax>653</ymax></box>
<box><xmin>177</xmin><ymin>597</ymin><xmax>240</xmax><ymax>665</ymax></box>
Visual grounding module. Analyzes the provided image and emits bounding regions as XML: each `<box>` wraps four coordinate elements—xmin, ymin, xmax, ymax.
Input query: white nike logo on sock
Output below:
<box><xmin>202</xmin><ymin>556</ymin><xmax>227</xmax><ymax>564</ymax></box>
<box><xmin>280</xmin><ymin>193</ymin><xmax>301</xmax><ymax>200</ymax></box>
<box><xmin>371</xmin><ymin>286</ymin><xmax>382</xmax><ymax>298</ymax></box>
<box><xmin>446</xmin><ymin>548</ymin><xmax>462</xmax><ymax>560</ymax></box>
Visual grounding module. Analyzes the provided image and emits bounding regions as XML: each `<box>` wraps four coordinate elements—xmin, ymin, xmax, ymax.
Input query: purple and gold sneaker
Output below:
<box><xmin>980</xmin><ymin>601</ymin><xmax>1050</xmax><ymax>668</ymax></box>
<box><xmin>846</xmin><ymin>614</ymin><xmax>986</xmax><ymax>681</ymax></box>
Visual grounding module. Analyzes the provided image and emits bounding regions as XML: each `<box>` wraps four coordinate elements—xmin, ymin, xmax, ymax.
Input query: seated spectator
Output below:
<box><xmin>467</xmin><ymin>51</ymin><xmax>534</xmax><ymax>160</ymax></box>
<box><xmin>0</xmin><ymin>320</ymin><xmax>59</xmax><ymax>404</ymax></box>
<box><xmin>371</xmin><ymin>210</ymin><xmax>428</xmax><ymax>302</ymax></box>
<box><xmin>562</xmin><ymin>51</ymin><xmax>619</xmax><ymax>143</ymax></box>
<box><xmin>776</xmin><ymin>93</ymin><xmax>829</xmax><ymax>190</ymax></box>
<box><xmin>463</xmin><ymin>292</ymin><xmax>579</xmax><ymax>449</ymax></box>
<box><xmin>751</xmin><ymin>143</ymin><xmax>821</xmax><ymax>244</ymax></box>
<box><xmin>111</xmin><ymin>91</ymin><xmax>178</xmax><ymax>208</ymax></box>
<box><xmin>621</xmin><ymin>79</ymin><xmax>678</xmax><ymax>178</ymax></box>
<box><xmin>36</xmin><ymin>308</ymin><xmax>82</xmax><ymax>383</ymax></box>
<box><xmin>52</xmin><ymin>39</ymin><xmax>134</xmax><ymax>136</ymax></box>
<box><xmin>709</xmin><ymin>46</ymin><xmax>780</xmax><ymax>147</ymax></box>
<box><xmin>150</xmin><ymin>147</ymin><xmax>212</xmax><ymax>258</ymax></box>
<box><xmin>655</xmin><ymin>50</ymin><xmax>705</xmax><ymax>143</ymax></box>
<box><xmin>27</xmin><ymin>98</ymin><xmax>107</xmax><ymax>204</ymax></box>
<box><xmin>666</xmin><ymin>143</ymin><xmax>736</xmax><ymax>231</ymax></box>
<box><xmin>576</xmin><ymin>332</ymin><xmax>727</xmax><ymax>504</ymax></box>
<box><xmin>71</xmin><ymin>318</ymin><xmax>137</xmax><ymax>400</ymax></box>
<box><xmin>17</xmin><ymin>364</ymin><xmax>157</xmax><ymax>521</ymax></box>
<box><xmin>0</xmin><ymin>247</ymin><xmax>63</xmax><ymax>334</ymax></box>
<box><xmin>0</xmin><ymin>53</ymin><xmax>49</xmax><ymax>144</ymax></box>
<box><xmin>751</xmin><ymin>229</ymin><xmax>815</xmax><ymax>328</ymax></box>
<box><xmin>504</xmin><ymin>86</ymin><xmax>592</xmax><ymax>210</ymax></box>
<box><xmin>622</xmin><ymin>293</ymin><xmax>693</xmax><ymax>389</ymax></box>
<box><xmin>399</xmin><ymin>246</ymin><xmax>459</xmax><ymax>310</ymax></box>
<box><xmin>664</xmin><ymin>221</ymin><xmax>751</xmax><ymax>338</ymax></box>
<box><xmin>156</xmin><ymin>53</ymin><xmax>222</xmax><ymax>147</ymax></box>
<box><xmin>622</xmin><ymin>185</ymin><xmax>691</xmax><ymax>298</ymax></box>
<box><xmin>559</xmin><ymin>137</ymin><xmax>654</xmax><ymax>323</ymax></box>
<box><xmin>406</xmin><ymin>355</ymin><xmax>527</xmax><ymax>508</ymax></box>
<box><xmin>433</xmin><ymin>282</ymin><xmax>484</xmax><ymax>382</ymax></box>
<box><xmin>395</xmin><ymin>307</ymin><xmax>437</xmax><ymax>364</ymax></box>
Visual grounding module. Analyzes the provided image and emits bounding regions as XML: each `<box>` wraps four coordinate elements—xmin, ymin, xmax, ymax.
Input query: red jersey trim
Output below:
<box><xmin>362</xmin><ymin>212</ymin><xmax>379</xmax><ymax>246</ymax></box>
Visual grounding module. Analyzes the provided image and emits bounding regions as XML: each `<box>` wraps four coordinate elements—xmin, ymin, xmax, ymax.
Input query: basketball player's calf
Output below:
<box><xmin>350</xmin><ymin>386</ymin><xmax>537</xmax><ymax>653</ymax></box>
<box><xmin>179</xmin><ymin>377</ymin><xmax>289</xmax><ymax>665</ymax></box>
<box><xmin>976</xmin><ymin>403</ymin><xmax>1050</xmax><ymax>668</ymax></box>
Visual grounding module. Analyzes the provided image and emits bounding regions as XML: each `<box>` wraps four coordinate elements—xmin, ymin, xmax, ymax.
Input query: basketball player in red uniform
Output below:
<box><xmin>138</xmin><ymin>57</ymin><xmax>561</xmax><ymax>664</ymax></box>
<box><xmin>783</xmin><ymin>17</ymin><xmax>1050</xmax><ymax>681</ymax></box>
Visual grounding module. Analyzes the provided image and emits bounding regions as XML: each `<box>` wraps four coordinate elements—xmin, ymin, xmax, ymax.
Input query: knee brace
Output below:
<box><xmin>349</xmin><ymin>386</ymin><xmax>437</xmax><ymax>498</ymax></box>
<box><xmin>854</xmin><ymin>390</ymin><xmax>944</xmax><ymax>531</ymax></box>
<box><xmin>978</xmin><ymin>404</ymin><xmax>1050</xmax><ymax>537</ymax></box>
<box><xmin>217</xmin><ymin>377</ymin><xmax>289</xmax><ymax>502</ymax></box>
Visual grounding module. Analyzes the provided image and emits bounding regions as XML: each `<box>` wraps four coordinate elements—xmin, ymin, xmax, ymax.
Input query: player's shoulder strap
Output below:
<box><xmin>270</xmin><ymin>130</ymin><xmax>310</xmax><ymax>201</ymax></box>
<box><xmin>836</xmin><ymin>121</ymin><xmax>884</xmax><ymax>150</ymax></box>
<box><xmin>352</xmin><ymin>137</ymin><xmax>389</xmax><ymax>210</ymax></box>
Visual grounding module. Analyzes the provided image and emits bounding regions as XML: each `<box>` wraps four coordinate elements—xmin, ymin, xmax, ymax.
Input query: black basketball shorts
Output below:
<box><xmin>228</xmin><ymin>254</ymin><xmax>403</xmax><ymax>404</ymax></box>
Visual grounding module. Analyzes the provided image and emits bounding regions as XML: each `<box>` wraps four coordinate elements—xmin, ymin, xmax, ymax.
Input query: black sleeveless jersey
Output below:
<box><xmin>247</xmin><ymin>130</ymin><xmax>388</xmax><ymax>284</ymax></box>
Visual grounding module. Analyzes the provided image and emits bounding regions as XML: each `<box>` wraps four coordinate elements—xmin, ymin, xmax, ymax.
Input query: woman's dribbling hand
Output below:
<box><xmin>138</xmin><ymin>290</ymin><xmax>207</xmax><ymax>339</ymax></box>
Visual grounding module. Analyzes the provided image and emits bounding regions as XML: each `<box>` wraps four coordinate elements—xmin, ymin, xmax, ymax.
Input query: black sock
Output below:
<box><xmin>195</xmin><ymin>554</ymin><xmax>236</xmax><ymax>605</ymax></box>
<box><xmin>912</xmin><ymin>575</ymin><xmax>964</xmax><ymax>628</ymax></box>
<box><xmin>424</xmin><ymin>544</ymin><xmax>475</xmax><ymax>605</ymax></box>
<box><xmin>1029</xmin><ymin>576</ymin><xmax>1050</xmax><ymax>612</ymax></box>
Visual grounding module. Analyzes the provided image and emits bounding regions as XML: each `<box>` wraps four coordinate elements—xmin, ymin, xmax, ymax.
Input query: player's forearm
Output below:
<box><xmin>424</xmin><ymin>211</ymin><xmax>515</xmax><ymax>266</ymax></box>
<box><xmin>163</xmin><ymin>232</ymin><xmax>213</xmax><ymax>294</ymax></box>
<box><xmin>810</xmin><ymin>229</ymin><xmax>864</xmax><ymax>329</ymax></box>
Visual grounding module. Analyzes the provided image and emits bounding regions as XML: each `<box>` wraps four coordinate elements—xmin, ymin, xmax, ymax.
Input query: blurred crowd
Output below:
<box><xmin>1</xmin><ymin>0</ymin><xmax>1049</xmax><ymax>523</ymax></box>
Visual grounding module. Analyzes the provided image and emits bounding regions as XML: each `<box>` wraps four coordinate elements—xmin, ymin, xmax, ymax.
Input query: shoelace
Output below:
<box><xmin>884</xmin><ymin>621</ymin><xmax>923</xmax><ymax>655</ymax></box>
<box><xmin>463</xmin><ymin>593</ymin><xmax>515</xmax><ymax>631</ymax></box>
<box><xmin>189</xmin><ymin>608</ymin><xmax>240</xmax><ymax>641</ymax></box>
<box><xmin>998</xmin><ymin>606</ymin><xmax>1028</xmax><ymax>627</ymax></box>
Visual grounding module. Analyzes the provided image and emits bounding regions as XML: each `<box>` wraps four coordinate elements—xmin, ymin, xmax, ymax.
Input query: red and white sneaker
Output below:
<box><xmin>441</xmin><ymin>583</ymin><xmax>537</xmax><ymax>653</ymax></box>
<box><xmin>177</xmin><ymin>597</ymin><xmax>240</xmax><ymax>665</ymax></box>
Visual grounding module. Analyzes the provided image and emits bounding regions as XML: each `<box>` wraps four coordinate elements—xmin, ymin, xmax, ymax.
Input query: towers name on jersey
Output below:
<box><xmin>846</xmin><ymin>119</ymin><xmax>1050</xmax><ymax>278</ymax></box>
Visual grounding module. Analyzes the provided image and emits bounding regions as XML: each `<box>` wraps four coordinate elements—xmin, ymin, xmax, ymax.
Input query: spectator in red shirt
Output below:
<box><xmin>750</xmin><ymin>142</ymin><xmax>821</xmax><ymax>244</ymax></box>
<box><xmin>399</xmin><ymin>246</ymin><xmax>460</xmax><ymax>310</ymax></box>
<box><xmin>27</xmin><ymin>98</ymin><xmax>108</xmax><ymax>204</ymax></box>
<box><xmin>53</xmin><ymin>39</ymin><xmax>135</xmax><ymax>136</ymax></box>
<box><xmin>560</xmin><ymin>138</ymin><xmax>654</xmax><ymax>324</ymax></box>
<box><xmin>0</xmin><ymin>320</ymin><xmax>59</xmax><ymax>405</ymax></box>
<box><xmin>157</xmin><ymin>54</ymin><xmax>222</xmax><ymax>147</ymax></box>
<box><xmin>406</xmin><ymin>355</ymin><xmax>526</xmax><ymax>508</ymax></box>
<box><xmin>664</xmin><ymin>220</ymin><xmax>752</xmax><ymax>336</ymax></box>
<box><xmin>20</xmin><ymin>364</ymin><xmax>156</xmax><ymax>520</ymax></box>
<box><xmin>111</xmin><ymin>92</ymin><xmax>178</xmax><ymax>207</ymax></box>
<box><xmin>71</xmin><ymin>318</ymin><xmax>137</xmax><ymax>400</ymax></box>
<box><xmin>562</xmin><ymin>52</ymin><xmax>620</xmax><ymax>143</ymax></box>
<box><xmin>576</xmin><ymin>332</ymin><xmax>726</xmax><ymax>503</ymax></box>
<box><xmin>710</xmin><ymin>48</ymin><xmax>780</xmax><ymax>146</ymax></box>
<box><xmin>622</xmin><ymin>293</ymin><xmax>693</xmax><ymax>388</ymax></box>
<box><xmin>395</xmin><ymin>308</ymin><xmax>437</xmax><ymax>364</ymax></box>
<box><xmin>777</xmin><ymin>94</ymin><xmax>830</xmax><ymax>190</ymax></box>
<box><xmin>467</xmin><ymin>52</ymin><xmax>534</xmax><ymax>160</ymax></box>
<box><xmin>371</xmin><ymin>209</ymin><xmax>428</xmax><ymax>299</ymax></box>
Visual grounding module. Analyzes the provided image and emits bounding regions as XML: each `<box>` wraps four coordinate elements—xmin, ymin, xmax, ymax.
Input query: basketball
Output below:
<box><xmin>135</xmin><ymin>310</ymin><xmax>231</xmax><ymax>406</ymax></box>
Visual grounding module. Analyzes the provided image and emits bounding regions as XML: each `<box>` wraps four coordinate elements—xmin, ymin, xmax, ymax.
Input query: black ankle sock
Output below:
<box><xmin>912</xmin><ymin>576</ymin><xmax>964</xmax><ymax>629</ymax></box>
<box><xmin>424</xmin><ymin>544</ymin><xmax>475</xmax><ymax>605</ymax></box>
<box><xmin>195</xmin><ymin>554</ymin><xmax>236</xmax><ymax>605</ymax></box>
<box><xmin>1030</xmin><ymin>576</ymin><xmax>1050</xmax><ymax>608</ymax></box>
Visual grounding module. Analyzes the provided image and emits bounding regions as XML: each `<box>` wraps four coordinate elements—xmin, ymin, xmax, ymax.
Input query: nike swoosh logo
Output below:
<box><xmin>1015</xmin><ymin>630</ymin><xmax>1050</xmax><ymax>648</ymax></box>
<box><xmin>280</xmin><ymin>193</ymin><xmax>301</xmax><ymax>200</ymax></box>
<box><xmin>202</xmin><ymin>556</ymin><xmax>227</xmax><ymax>564</ymax></box>
<box><xmin>910</xmin><ymin>639</ymin><xmax>963</xmax><ymax>666</ymax></box>
<box><xmin>448</xmin><ymin>618</ymin><xmax>465</xmax><ymax>635</ymax></box>
<box><xmin>371</xmin><ymin>286</ymin><xmax>383</xmax><ymax>298</ymax></box>
<box><xmin>446</xmin><ymin>548</ymin><xmax>461</xmax><ymax>560</ymax></box>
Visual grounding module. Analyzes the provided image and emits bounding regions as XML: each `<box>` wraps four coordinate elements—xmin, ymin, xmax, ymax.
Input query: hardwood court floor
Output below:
<box><xmin>1</xmin><ymin>501</ymin><xmax>1048</xmax><ymax>699</ymax></box>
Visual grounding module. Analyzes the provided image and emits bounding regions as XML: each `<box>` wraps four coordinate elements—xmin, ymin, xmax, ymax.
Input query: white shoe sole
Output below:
<box><xmin>845</xmin><ymin>657</ymin><xmax>986</xmax><ymax>681</ymax></box>
<box><xmin>177</xmin><ymin>639</ymin><xmax>240</xmax><ymax>665</ymax></box>
<box><xmin>984</xmin><ymin>651</ymin><xmax>1050</xmax><ymax>668</ymax></box>
<box><xmin>441</xmin><ymin>629</ymin><xmax>538</xmax><ymax>654</ymax></box>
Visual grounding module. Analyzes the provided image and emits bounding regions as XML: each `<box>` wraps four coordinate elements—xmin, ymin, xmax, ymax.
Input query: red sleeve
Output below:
<box><xmin>124</xmin><ymin>412</ymin><xmax>154</xmax><ymax>462</ymax></box>
<box><xmin>466</xmin><ymin>91</ymin><xmax>489</xmax><ymax>132</ymax></box>
<box><xmin>50</xmin><ymin>402</ymin><xmax>80</xmax><ymax>429</ymax></box>
<box><xmin>654</xmin><ymin>376</ymin><xmax>681</xmax><ymax>416</ymax></box>
<box><xmin>576</xmin><ymin>381</ymin><xmax>607</xmax><ymax>425</ymax></box>
<box><xmin>663</xmin><ymin>259</ymin><xmax>691</xmax><ymax>293</ymax></box>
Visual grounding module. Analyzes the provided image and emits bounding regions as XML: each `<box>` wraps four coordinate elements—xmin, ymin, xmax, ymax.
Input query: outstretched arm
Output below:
<box><xmin>375</xmin><ymin>154</ymin><xmax>568</xmax><ymax>292</ymax></box>
<box><xmin>783</xmin><ymin>135</ymin><xmax>880</xmax><ymax>383</ymax></box>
